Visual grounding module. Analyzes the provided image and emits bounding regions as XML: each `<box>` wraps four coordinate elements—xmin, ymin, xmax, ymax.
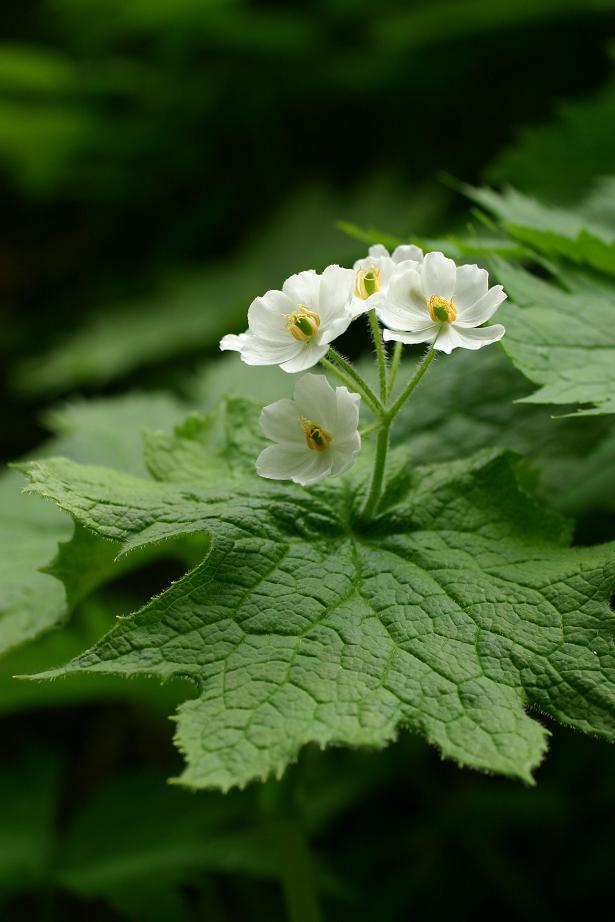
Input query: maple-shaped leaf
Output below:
<box><xmin>20</xmin><ymin>405</ymin><xmax>615</xmax><ymax>789</ymax></box>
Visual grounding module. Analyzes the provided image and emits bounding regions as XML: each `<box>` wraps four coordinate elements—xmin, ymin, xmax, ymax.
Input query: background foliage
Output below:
<box><xmin>2</xmin><ymin>1</ymin><xmax>615</xmax><ymax>919</ymax></box>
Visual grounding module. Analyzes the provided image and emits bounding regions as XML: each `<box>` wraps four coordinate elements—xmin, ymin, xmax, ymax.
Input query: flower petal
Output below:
<box><xmin>259</xmin><ymin>399</ymin><xmax>304</xmax><ymax>446</ymax></box>
<box><xmin>330</xmin><ymin>433</ymin><xmax>361</xmax><ymax>477</ymax></box>
<box><xmin>293</xmin><ymin>373</ymin><xmax>338</xmax><ymax>430</ymax></box>
<box><xmin>220</xmin><ymin>332</ymin><xmax>249</xmax><ymax>352</ymax></box>
<box><xmin>379</xmin><ymin>267</ymin><xmax>430</xmax><ymax>330</ymax></box>
<box><xmin>450</xmin><ymin>323</ymin><xmax>506</xmax><ymax>349</ymax></box>
<box><xmin>248</xmin><ymin>291</ymin><xmax>295</xmax><ymax>342</ymax></box>
<box><xmin>453</xmin><ymin>263</ymin><xmax>488</xmax><ymax>311</ymax></box>
<box><xmin>455</xmin><ymin>285</ymin><xmax>507</xmax><ymax>327</ymax></box>
<box><xmin>282</xmin><ymin>270</ymin><xmax>321</xmax><ymax>309</ymax></box>
<box><xmin>318</xmin><ymin>265</ymin><xmax>354</xmax><ymax>324</ymax></box>
<box><xmin>256</xmin><ymin>444</ymin><xmax>332</xmax><ymax>485</ymax></box>
<box><xmin>368</xmin><ymin>244</ymin><xmax>390</xmax><ymax>258</ymax></box>
<box><xmin>280</xmin><ymin>341</ymin><xmax>328</xmax><ymax>373</ymax></box>
<box><xmin>392</xmin><ymin>244</ymin><xmax>424</xmax><ymax>264</ymax></box>
<box><xmin>421</xmin><ymin>251</ymin><xmax>456</xmax><ymax>300</ymax></box>
<box><xmin>241</xmin><ymin>338</ymin><xmax>301</xmax><ymax>366</ymax></box>
<box><xmin>333</xmin><ymin>387</ymin><xmax>361</xmax><ymax>440</ymax></box>
<box><xmin>382</xmin><ymin>324</ymin><xmax>439</xmax><ymax>345</ymax></box>
<box><xmin>319</xmin><ymin>312</ymin><xmax>352</xmax><ymax>345</ymax></box>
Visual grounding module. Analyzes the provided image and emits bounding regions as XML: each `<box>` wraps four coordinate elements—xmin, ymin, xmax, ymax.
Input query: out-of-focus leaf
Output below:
<box><xmin>372</xmin><ymin>0</ymin><xmax>615</xmax><ymax>50</ymax></box>
<box><xmin>391</xmin><ymin>347</ymin><xmax>615</xmax><ymax>519</ymax></box>
<box><xmin>489</xmin><ymin>258</ymin><xmax>615</xmax><ymax>415</ymax></box>
<box><xmin>487</xmin><ymin>60</ymin><xmax>615</xmax><ymax>202</ymax></box>
<box><xmin>0</xmin><ymin>393</ymin><xmax>188</xmax><ymax>658</ymax></box>
<box><xmin>0</xmin><ymin>751</ymin><xmax>62</xmax><ymax>894</ymax></box>
<box><xmin>13</xmin><ymin>182</ymin><xmax>447</xmax><ymax>395</ymax></box>
<box><xmin>465</xmin><ymin>184</ymin><xmax>615</xmax><ymax>275</ymax></box>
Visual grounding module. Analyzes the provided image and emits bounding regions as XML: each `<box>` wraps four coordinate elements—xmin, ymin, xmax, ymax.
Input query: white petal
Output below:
<box><xmin>319</xmin><ymin>311</ymin><xmax>352</xmax><ymax>345</ymax></box>
<box><xmin>280</xmin><ymin>341</ymin><xmax>328</xmax><ymax>373</ymax></box>
<box><xmin>449</xmin><ymin>323</ymin><xmax>506</xmax><ymax>349</ymax></box>
<box><xmin>431</xmin><ymin>324</ymin><xmax>463</xmax><ymax>354</ymax></box>
<box><xmin>333</xmin><ymin>387</ymin><xmax>361</xmax><ymax>440</ymax></box>
<box><xmin>453</xmin><ymin>263</ymin><xmax>488</xmax><ymax>310</ymax></box>
<box><xmin>421</xmin><ymin>251</ymin><xmax>456</xmax><ymax>300</ymax></box>
<box><xmin>330</xmin><ymin>432</ymin><xmax>361</xmax><ymax>477</ymax></box>
<box><xmin>259</xmin><ymin>399</ymin><xmax>304</xmax><ymax>446</ymax></box>
<box><xmin>368</xmin><ymin>244</ymin><xmax>390</xmax><ymax>258</ymax></box>
<box><xmin>256</xmin><ymin>444</ymin><xmax>331</xmax><ymax>485</ymax></box>
<box><xmin>220</xmin><ymin>332</ymin><xmax>249</xmax><ymax>352</ymax></box>
<box><xmin>241</xmin><ymin>338</ymin><xmax>301</xmax><ymax>366</ymax></box>
<box><xmin>293</xmin><ymin>373</ymin><xmax>338</xmax><ymax>430</ymax></box>
<box><xmin>282</xmin><ymin>270</ymin><xmax>320</xmax><ymax>309</ymax></box>
<box><xmin>248</xmin><ymin>291</ymin><xmax>295</xmax><ymax>342</ymax></box>
<box><xmin>392</xmin><ymin>244</ymin><xmax>424</xmax><ymax>264</ymax></box>
<box><xmin>349</xmin><ymin>294</ymin><xmax>376</xmax><ymax>318</ymax></box>
<box><xmin>383</xmin><ymin>324</ymin><xmax>439</xmax><ymax>345</ymax></box>
<box><xmin>318</xmin><ymin>265</ymin><xmax>355</xmax><ymax>323</ymax></box>
<box><xmin>378</xmin><ymin>267</ymin><xmax>429</xmax><ymax>330</ymax></box>
<box><xmin>455</xmin><ymin>285</ymin><xmax>507</xmax><ymax>327</ymax></box>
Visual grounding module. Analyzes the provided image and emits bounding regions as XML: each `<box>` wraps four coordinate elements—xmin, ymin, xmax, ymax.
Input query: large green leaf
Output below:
<box><xmin>489</xmin><ymin>259</ymin><xmax>615</xmax><ymax>415</ymax></box>
<box><xmin>20</xmin><ymin>408</ymin><xmax>615</xmax><ymax>789</ymax></box>
<box><xmin>0</xmin><ymin>393</ymin><xmax>187</xmax><ymax>657</ymax></box>
<box><xmin>466</xmin><ymin>184</ymin><xmax>615</xmax><ymax>275</ymax></box>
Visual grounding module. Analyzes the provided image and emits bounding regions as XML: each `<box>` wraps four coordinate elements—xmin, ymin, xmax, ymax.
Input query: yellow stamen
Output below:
<box><xmin>286</xmin><ymin>304</ymin><xmax>321</xmax><ymax>341</ymax></box>
<box><xmin>300</xmin><ymin>417</ymin><xmax>332</xmax><ymax>452</ymax></box>
<box><xmin>355</xmin><ymin>266</ymin><xmax>381</xmax><ymax>300</ymax></box>
<box><xmin>427</xmin><ymin>294</ymin><xmax>457</xmax><ymax>323</ymax></box>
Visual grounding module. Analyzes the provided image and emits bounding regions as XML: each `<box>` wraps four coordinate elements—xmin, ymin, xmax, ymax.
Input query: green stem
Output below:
<box><xmin>387</xmin><ymin>346</ymin><xmax>436</xmax><ymax>419</ymax></box>
<box><xmin>359</xmin><ymin>420</ymin><xmax>384</xmax><ymax>438</ymax></box>
<box><xmin>367</xmin><ymin>308</ymin><xmax>387</xmax><ymax>401</ymax></box>
<box><xmin>360</xmin><ymin>420</ymin><xmax>391</xmax><ymax>520</ymax></box>
<box><xmin>320</xmin><ymin>354</ymin><xmax>383</xmax><ymax>416</ymax></box>
<box><xmin>361</xmin><ymin>346</ymin><xmax>437</xmax><ymax>522</ymax></box>
<box><xmin>387</xmin><ymin>341</ymin><xmax>403</xmax><ymax>400</ymax></box>
<box><xmin>272</xmin><ymin>817</ymin><xmax>323</xmax><ymax>922</ymax></box>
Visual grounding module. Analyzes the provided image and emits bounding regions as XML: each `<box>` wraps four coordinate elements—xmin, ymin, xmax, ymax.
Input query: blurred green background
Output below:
<box><xmin>2</xmin><ymin>0</ymin><xmax>615</xmax><ymax>919</ymax></box>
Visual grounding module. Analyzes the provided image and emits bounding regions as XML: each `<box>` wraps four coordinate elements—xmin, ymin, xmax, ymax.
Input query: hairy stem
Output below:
<box><xmin>361</xmin><ymin>346</ymin><xmax>437</xmax><ymax>521</ymax></box>
<box><xmin>321</xmin><ymin>354</ymin><xmax>383</xmax><ymax>416</ymax></box>
<box><xmin>387</xmin><ymin>341</ymin><xmax>403</xmax><ymax>399</ymax></box>
<box><xmin>387</xmin><ymin>346</ymin><xmax>436</xmax><ymax>419</ymax></box>
<box><xmin>361</xmin><ymin>419</ymin><xmax>391</xmax><ymax>520</ymax></box>
<box><xmin>367</xmin><ymin>308</ymin><xmax>387</xmax><ymax>401</ymax></box>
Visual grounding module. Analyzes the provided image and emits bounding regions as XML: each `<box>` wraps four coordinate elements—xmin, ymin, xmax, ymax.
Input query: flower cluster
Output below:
<box><xmin>220</xmin><ymin>245</ymin><xmax>506</xmax><ymax>491</ymax></box>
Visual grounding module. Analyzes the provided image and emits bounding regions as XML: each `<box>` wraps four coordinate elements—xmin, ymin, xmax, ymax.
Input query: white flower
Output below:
<box><xmin>352</xmin><ymin>243</ymin><xmax>424</xmax><ymax>315</ymax></box>
<box><xmin>256</xmin><ymin>374</ymin><xmax>361</xmax><ymax>486</ymax></box>
<box><xmin>220</xmin><ymin>265</ymin><xmax>355</xmax><ymax>373</ymax></box>
<box><xmin>378</xmin><ymin>251</ymin><xmax>506</xmax><ymax>354</ymax></box>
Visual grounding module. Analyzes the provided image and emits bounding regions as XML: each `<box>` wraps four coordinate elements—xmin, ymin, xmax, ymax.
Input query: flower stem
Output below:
<box><xmin>361</xmin><ymin>346</ymin><xmax>437</xmax><ymax>522</ymax></box>
<box><xmin>367</xmin><ymin>308</ymin><xmax>387</xmax><ymax>401</ymax></box>
<box><xmin>361</xmin><ymin>419</ymin><xmax>391</xmax><ymax>520</ymax></box>
<box><xmin>387</xmin><ymin>341</ymin><xmax>403</xmax><ymax>399</ymax></box>
<box><xmin>272</xmin><ymin>817</ymin><xmax>323</xmax><ymax>922</ymax></box>
<box><xmin>321</xmin><ymin>353</ymin><xmax>384</xmax><ymax>416</ymax></box>
<box><xmin>386</xmin><ymin>346</ymin><xmax>436</xmax><ymax>419</ymax></box>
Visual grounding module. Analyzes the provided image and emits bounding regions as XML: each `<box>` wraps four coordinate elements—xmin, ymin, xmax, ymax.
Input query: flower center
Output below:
<box><xmin>286</xmin><ymin>304</ymin><xmax>321</xmax><ymax>342</ymax></box>
<box><xmin>427</xmin><ymin>294</ymin><xmax>457</xmax><ymax>323</ymax></box>
<box><xmin>355</xmin><ymin>266</ymin><xmax>381</xmax><ymax>300</ymax></box>
<box><xmin>300</xmin><ymin>417</ymin><xmax>332</xmax><ymax>452</ymax></box>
